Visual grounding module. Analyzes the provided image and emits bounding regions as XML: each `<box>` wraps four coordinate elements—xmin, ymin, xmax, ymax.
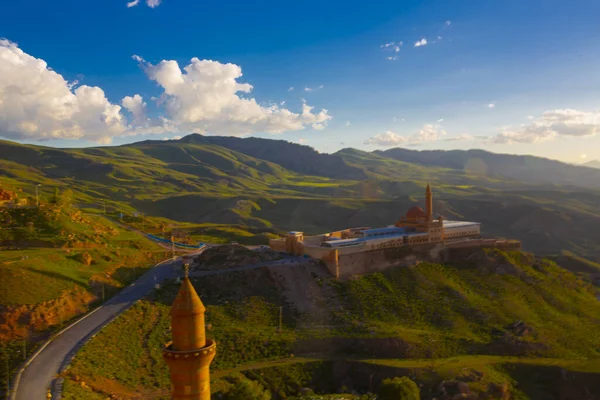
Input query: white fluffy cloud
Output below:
<box><xmin>139</xmin><ymin>57</ymin><xmax>331</xmax><ymax>134</ymax></box>
<box><xmin>121</xmin><ymin>94</ymin><xmax>147</xmax><ymax>123</ymax></box>
<box><xmin>127</xmin><ymin>0</ymin><xmax>161</xmax><ymax>8</ymax></box>
<box><xmin>444</xmin><ymin>134</ymin><xmax>474</xmax><ymax>142</ymax></box>
<box><xmin>0</xmin><ymin>41</ymin><xmax>332</xmax><ymax>144</ymax></box>
<box><xmin>0</xmin><ymin>39</ymin><xmax>126</xmax><ymax>144</ymax></box>
<box><xmin>381</xmin><ymin>41</ymin><xmax>402</xmax><ymax>60</ymax></box>
<box><xmin>381</xmin><ymin>41</ymin><xmax>402</xmax><ymax>53</ymax></box>
<box><xmin>487</xmin><ymin>103</ymin><xmax>496</xmax><ymax>108</ymax></box>
<box><xmin>304</xmin><ymin>85</ymin><xmax>324</xmax><ymax>92</ymax></box>
<box><xmin>365</xmin><ymin>124</ymin><xmax>446</xmax><ymax>147</ymax></box>
<box><xmin>414</xmin><ymin>38</ymin><xmax>428</xmax><ymax>47</ymax></box>
<box><xmin>490</xmin><ymin>109</ymin><xmax>600</xmax><ymax>144</ymax></box>
<box><xmin>365</xmin><ymin>131</ymin><xmax>408</xmax><ymax>146</ymax></box>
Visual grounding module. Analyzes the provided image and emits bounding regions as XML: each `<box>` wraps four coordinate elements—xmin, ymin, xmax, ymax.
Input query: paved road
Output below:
<box><xmin>13</xmin><ymin>254</ymin><xmax>304</xmax><ymax>400</ymax></box>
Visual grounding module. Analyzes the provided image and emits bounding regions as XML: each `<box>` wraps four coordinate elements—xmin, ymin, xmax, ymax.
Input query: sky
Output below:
<box><xmin>1</xmin><ymin>0</ymin><xmax>600</xmax><ymax>164</ymax></box>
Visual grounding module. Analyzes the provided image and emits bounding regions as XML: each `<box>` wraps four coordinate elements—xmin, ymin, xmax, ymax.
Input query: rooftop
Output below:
<box><xmin>362</xmin><ymin>227</ymin><xmax>409</xmax><ymax>235</ymax></box>
<box><xmin>443</xmin><ymin>221</ymin><xmax>481</xmax><ymax>228</ymax></box>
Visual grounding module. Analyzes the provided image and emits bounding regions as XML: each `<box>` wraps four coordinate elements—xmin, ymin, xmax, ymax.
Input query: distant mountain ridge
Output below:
<box><xmin>583</xmin><ymin>160</ymin><xmax>600</xmax><ymax>169</ymax></box>
<box><xmin>374</xmin><ymin>147</ymin><xmax>600</xmax><ymax>188</ymax></box>
<box><xmin>178</xmin><ymin>134</ymin><xmax>600</xmax><ymax>188</ymax></box>
<box><xmin>179</xmin><ymin>134</ymin><xmax>368</xmax><ymax>180</ymax></box>
<box><xmin>1</xmin><ymin>134</ymin><xmax>599</xmax><ymax>189</ymax></box>
<box><xmin>1</xmin><ymin>135</ymin><xmax>600</xmax><ymax>261</ymax></box>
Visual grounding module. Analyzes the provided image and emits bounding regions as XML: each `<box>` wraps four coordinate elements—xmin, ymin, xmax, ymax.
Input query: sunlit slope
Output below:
<box><xmin>61</xmin><ymin>249</ymin><xmax>600</xmax><ymax>399</ymax></box>
<box><xmin>2</xmin><ymin>137</ymin><xmax>600</xmax><ymax>260</ymax></box>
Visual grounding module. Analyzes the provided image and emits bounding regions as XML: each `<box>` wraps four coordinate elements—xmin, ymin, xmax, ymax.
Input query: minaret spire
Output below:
<box><xmin>425</xmin><ymin>183</ymin><xmax>433</xmax><ymax>222</ymax></box>
<box><xmin>163</xmin><ymin>263</ymin><xmax>216</xmax><ymax>400</ymax></box>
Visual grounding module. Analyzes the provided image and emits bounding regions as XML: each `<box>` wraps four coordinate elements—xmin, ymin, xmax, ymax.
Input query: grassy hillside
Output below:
<box><xmin>0</xmin><ymin>194</ymin><xmax>169</xmax><ymax>396</ymax></box>
<box><xmin>61</xmin><ymin>250</ymin><xmax>600</xmax><ymax>399</ymax></box>
<box><xmin>2</xmin><ymin>136</ymin><xmax>600</xmax><ymax>263</ymax></box>
<box><xmin>180</xmin><ymin>134</ymin><xmax>369</xmax><ymax>180</ymax></box>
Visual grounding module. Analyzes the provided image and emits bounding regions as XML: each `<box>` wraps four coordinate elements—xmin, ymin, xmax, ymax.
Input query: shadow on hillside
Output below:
<box><xmin>30</xmin><ymin>268</ymin><xmax>87</xmax><ymax>289</ymax></box>
<box><xmin>230</xmin><ymin>359</ymin><xmax>600</xmax><ymax>400</ymax></box>
<box><xmin>505</xmin><ymin>364</ymin><xmax>600</xmax><ymax>400</ymax></box>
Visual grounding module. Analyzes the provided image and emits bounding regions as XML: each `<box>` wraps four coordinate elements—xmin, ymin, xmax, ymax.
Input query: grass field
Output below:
<box><xmin>60</xmin><ymin>250</ymin><xmax>600</xmax><ymax>399</ymax></box>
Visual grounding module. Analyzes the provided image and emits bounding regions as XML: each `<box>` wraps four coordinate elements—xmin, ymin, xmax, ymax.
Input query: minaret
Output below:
<box><xmin>425</xmin><ymin>183</ymin><xmax>433</xmax><ymax>222</ymax></box>
<box><xmin>163</xmin><ymin>264</ymin><xmax>216</xmax><ymax>400</ymax></box>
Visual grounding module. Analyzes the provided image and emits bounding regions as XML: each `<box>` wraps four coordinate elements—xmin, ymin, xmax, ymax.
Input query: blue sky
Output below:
<box><xmin>1</xmin><ymin>0</ymin><xmax>600</xmax><ymax>163</ymax></box>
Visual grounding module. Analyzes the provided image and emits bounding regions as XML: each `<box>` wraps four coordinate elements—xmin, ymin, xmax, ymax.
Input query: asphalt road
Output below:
<box><xmin>13</xmin><ymin>254</ymin><xmax>304</xmax><ymax>400</ymax></box>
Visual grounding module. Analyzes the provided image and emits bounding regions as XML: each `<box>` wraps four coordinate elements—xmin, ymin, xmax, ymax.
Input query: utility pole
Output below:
<box><xmin>35</xmin><ymin>183</ymin><xmax>42</xmax><ymax>208</ymax></box>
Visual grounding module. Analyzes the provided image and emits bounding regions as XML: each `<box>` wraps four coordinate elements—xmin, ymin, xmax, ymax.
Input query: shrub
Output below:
<box><xmin>378</xmin><ymin>376</ymin><xmax>420</xmax><ymax>400</ymax></box>
<box><xmin>226</xmin><ymin>375</ymin><xmax>272</xmax><ymax>400</ymax></box>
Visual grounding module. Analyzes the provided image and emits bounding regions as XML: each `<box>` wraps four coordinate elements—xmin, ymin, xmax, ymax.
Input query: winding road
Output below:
<box><xmin>13</xmin><ymin>251</ymin><xmax>303</xmax><ymax>400</ymax></box>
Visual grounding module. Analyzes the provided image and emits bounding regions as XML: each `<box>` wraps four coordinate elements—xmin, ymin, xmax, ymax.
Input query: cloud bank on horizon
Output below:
<box><xmin>365</xmin><ymin>124</ymin><xmax>449</xmax><ymax>147</ymax></box>
<box><xmin>0</xmin><ymin>39</ymin><xmax>331</xmax><ymax>144</ymax></box>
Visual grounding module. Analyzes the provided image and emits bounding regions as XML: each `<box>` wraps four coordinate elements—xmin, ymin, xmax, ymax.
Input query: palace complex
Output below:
<box><xmin>270</xmin><ymin>184</ymin><xmax>520</xmax><ymax>278</ymax></box>
<box><xmin>159</xmin><ymin>185</ymin><xmax>521</xmax><ymax>399</ymax></box>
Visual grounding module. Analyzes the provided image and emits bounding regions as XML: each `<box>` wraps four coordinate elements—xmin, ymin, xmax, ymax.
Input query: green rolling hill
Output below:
<box><xmin>1</xmin><ymin>135</ymin><xmax>600</xmax><ymax>398</ymax></box>
<box><xmin>1</xmin><ymin>135</ymin><xmax>600</xmax><ymax>262</ymax></box>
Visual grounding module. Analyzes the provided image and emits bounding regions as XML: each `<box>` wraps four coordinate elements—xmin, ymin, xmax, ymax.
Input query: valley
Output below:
<box><xmin>1</xmin><ymin>135</ymin><xmax>600</xmax><ymax>399</ymax></box>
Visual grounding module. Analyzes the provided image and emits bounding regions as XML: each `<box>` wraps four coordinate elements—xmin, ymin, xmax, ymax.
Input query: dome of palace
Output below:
<box><xmin>406</xmin><ymin>206</ymin><xmax>426</xmax><ymax>220</ymax></box>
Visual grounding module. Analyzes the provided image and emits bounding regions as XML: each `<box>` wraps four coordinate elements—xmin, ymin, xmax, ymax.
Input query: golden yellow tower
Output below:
<box><xmin>163</xmin><ymin>265</ymin><xmax>216</xmax><ymax>400</ymax></box>
<box><xmin>425</xmin><ymin>183</ymin><xmax>433</xmax><ymax>222</ymax></box>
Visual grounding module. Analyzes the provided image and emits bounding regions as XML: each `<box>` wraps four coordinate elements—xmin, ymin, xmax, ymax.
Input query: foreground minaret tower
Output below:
<box><xmin>163</xmin><ymin>264</ymin><xmax>216</xmax><ymax>400</ymax></box>
<box><xmin>425</xmin><ymin>183</ymin><xmax>433</xmax><ymax>222</ymax></box>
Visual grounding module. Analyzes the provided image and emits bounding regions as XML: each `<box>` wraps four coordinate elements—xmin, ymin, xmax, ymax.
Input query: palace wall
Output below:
<box><xmin>269</xmin><ymin>238</ymin><xmax>287</xmax><ymax>252</ymax></box>
<box><xmin>335</xmin><ymin>243</ymin><xmax>446</xmax><ymax>279</ymax></box>
<box><xmin>444</xmin><ymin>224</ymin><xmax>481</xmax><ymax>239</ymax></box>
<box><xmin>442</xmin><ymin>239</ymin><xmax>522</xmax><ymax>261</ymax></box>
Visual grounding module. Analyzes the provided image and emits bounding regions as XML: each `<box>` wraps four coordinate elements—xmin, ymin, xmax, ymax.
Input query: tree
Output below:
<box><xmin>378</xmin><ymin>376</ymin><xmax>420</xmax><ymax>400</ymax></box>
<box><xmin>226</xmin><ymin>376</ymin><xmax>271</xmax><ymax>400</ymax></box>
<box><xmin>56</xmin><ymin>188</ymin><xmax>73</xmax><ymax>209</ymax></box>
